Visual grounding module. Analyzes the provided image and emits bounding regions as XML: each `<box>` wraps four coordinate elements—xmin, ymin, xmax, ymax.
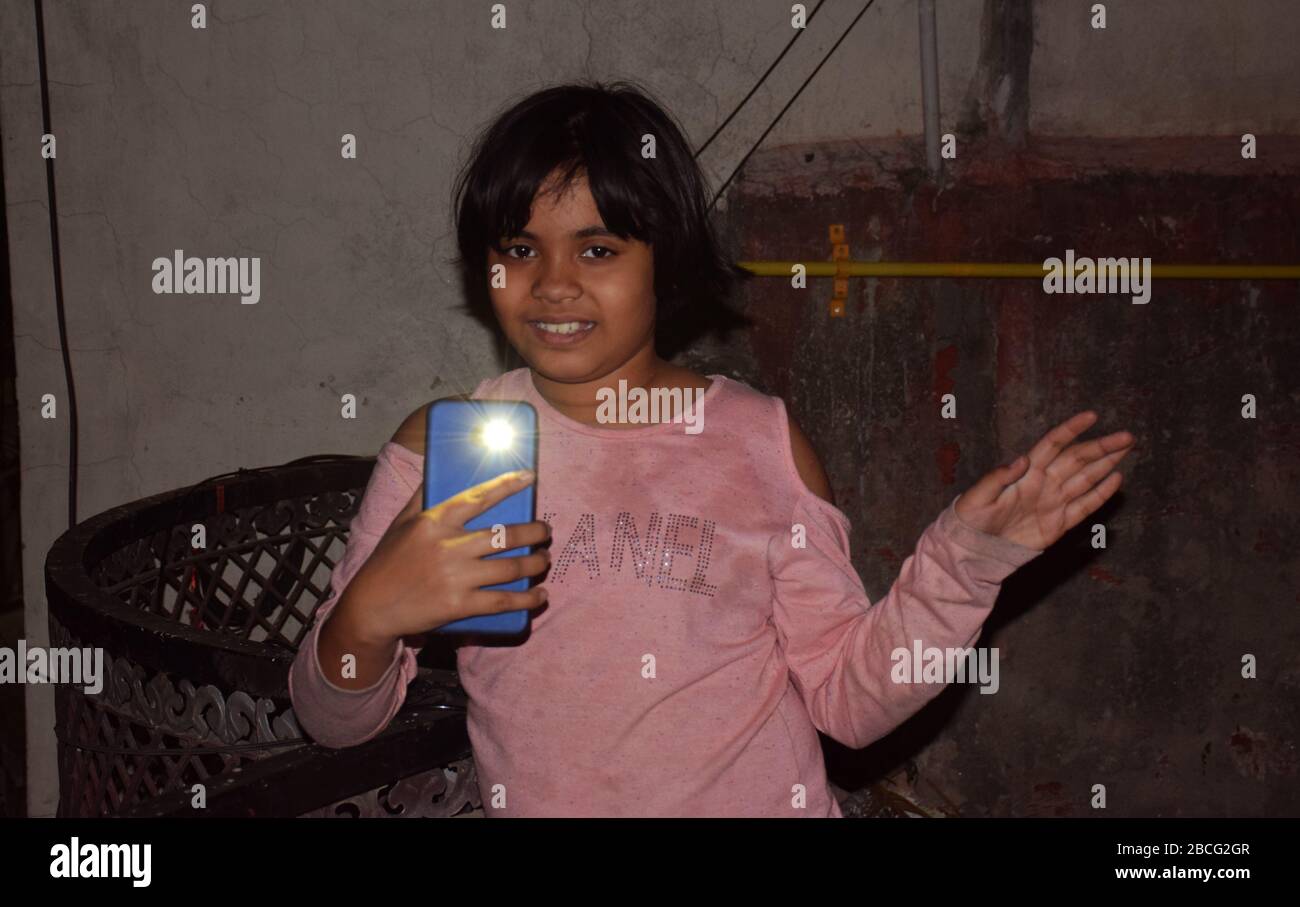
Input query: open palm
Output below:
<box><xmin>954</xmin><ymin>410</ymin><xmax>1135</xmax><ymax>551</ymax></box>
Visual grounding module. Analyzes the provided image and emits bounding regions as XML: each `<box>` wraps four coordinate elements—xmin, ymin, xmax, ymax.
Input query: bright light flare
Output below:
<box><xmin>480</xmin><ymin>418</ymin><xmax>516</xmax><ymax>451</ymax></box>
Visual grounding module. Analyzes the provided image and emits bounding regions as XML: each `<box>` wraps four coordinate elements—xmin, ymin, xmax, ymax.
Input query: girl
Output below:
<box><xmin>288</xmin><ymin>81</ymin><xmax>1134</xmax><ymax>817</ymax></box>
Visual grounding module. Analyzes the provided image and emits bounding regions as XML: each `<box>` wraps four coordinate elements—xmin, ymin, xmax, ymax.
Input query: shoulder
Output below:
<box><xmin>702</xmin><ymin>372</ymin><xmax>836</xmax><ymax>507</ymax></box>
<box><xmin>391</xmin><ymin>394</ymin><xmax>471</xmax><ymax>456</ymax></box>
<box><xmin>661</xmin><ymin>365</ymin><xmax>714</xmax><ymax>396</ymax></box>
<box><xmin>388</xmin><ymin>372</ymin><xmax>518</xmax><ymax>455</ymax></box>
<box><xmin>784</xmin><ymin>409</ymin><xmax>835</xmax><ymax>507</ymax></box>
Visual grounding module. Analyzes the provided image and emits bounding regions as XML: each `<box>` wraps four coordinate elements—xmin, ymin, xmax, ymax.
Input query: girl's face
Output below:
<box><xmin>487</xmin><ymin>170</ymin><xmax>658</xmax><ymax>385</ymax></box>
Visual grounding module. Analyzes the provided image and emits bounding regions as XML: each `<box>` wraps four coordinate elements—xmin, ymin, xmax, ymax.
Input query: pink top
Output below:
<box><xmin>289</xmin><ymin>367</ymin><xmax>1042</xmax><ymax>816</ymax></box>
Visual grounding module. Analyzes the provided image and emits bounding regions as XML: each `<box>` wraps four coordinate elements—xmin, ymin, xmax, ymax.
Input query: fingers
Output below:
<box><xmin>460</xmin><ymin>519</ymin><xmax>551</xmax><ymax>559</ymax></box>
<box><xmin>1060</xmin><ymin>443</ymin><xmax>1132</xmax><ymax>500</ymax></box>
<box><xmin>463</xmin><ymin>548</ymin><xmax>552</xmax><ymax>589</ymax></box>
<box><xmin>467</xmin><ymin>584</ymin><xmax>550</xmax><ymax>617</ymax></box>
<box><xmin>1047</xmin><ymin>429</ymin><xmax>1135</xmax><ymax>482</ymax></box>
<box><xmin>1063</xmin><ymin>468</ymin><xmax>1124</xmax><ymax>528</ymax></box>
<box><xmin>430</xmin><ymin>469</ymin><xmax>536</xmax><ymax>527</ymax></box>
<box><xmin>1027</xmin><ymin>410</ymin><xmax>1099</xmax><ymax>471</ymax></box>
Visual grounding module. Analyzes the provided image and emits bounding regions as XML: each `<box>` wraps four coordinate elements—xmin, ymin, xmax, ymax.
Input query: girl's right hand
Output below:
<box><xmin>337</xmin><ymin>470</ymin><xmax>551</xmax><ymax>644</ymax></box>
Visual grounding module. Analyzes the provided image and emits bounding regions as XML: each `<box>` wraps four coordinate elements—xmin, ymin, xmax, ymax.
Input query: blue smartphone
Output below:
<box><xmin>424</xmin><ymin>398</ymin><xmax>539</xmax><ymax>634</ymax></box>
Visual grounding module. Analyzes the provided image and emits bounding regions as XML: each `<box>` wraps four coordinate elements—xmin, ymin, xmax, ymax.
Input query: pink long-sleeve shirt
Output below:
<box><xmin>289</xmin><ymin>367</ymin><xmax>1042</xmax><ymax>816</ymax></box>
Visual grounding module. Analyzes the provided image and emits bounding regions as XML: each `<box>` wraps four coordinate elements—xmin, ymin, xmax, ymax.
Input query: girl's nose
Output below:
<box><xmin>532</xmin><ymin>259</ymin><xmax>581</xmax><ymax>300</ymax></box>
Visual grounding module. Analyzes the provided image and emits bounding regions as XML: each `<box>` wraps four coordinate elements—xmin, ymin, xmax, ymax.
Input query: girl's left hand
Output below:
<box><xmin>953</xmin><ymin>410</ymin><xmax>1135</xmax><ymax>551</ymax></box>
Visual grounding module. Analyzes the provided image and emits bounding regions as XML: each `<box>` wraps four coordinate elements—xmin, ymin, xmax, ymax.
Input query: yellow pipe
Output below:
<box><xmin>738</xmin><ymin>261</ymin><xmax>1300</xmax><ymax>280</ymax></box>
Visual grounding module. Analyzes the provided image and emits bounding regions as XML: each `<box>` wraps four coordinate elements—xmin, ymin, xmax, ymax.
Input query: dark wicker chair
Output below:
<box><xmin>45</xmin><ymin>455</ymin><xmax>480</xmax><ymax>817</ymax></box>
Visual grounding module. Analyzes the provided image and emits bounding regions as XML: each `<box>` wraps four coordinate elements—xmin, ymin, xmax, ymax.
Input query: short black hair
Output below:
<box><xmin>449</xmin><ymin>79</ymin><xmax>751</xmax><ymax>359</ymax></box>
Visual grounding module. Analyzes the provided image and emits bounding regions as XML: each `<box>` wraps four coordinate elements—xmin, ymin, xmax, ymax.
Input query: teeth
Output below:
<box><xmin>532</xmin><ymin>321</ymin><xmax>594</xmax><ymax>335</ymax></box>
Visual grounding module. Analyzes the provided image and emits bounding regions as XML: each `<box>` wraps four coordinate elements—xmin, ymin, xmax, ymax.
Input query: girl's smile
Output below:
<box><xmin>527</xmin><ymin>319</ymin><xmax>597</xmax><ymax>346</ymax></box>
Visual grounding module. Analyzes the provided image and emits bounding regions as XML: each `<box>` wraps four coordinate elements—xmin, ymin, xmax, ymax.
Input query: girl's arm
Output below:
<box><xmin>766</xmin><ymin>488</ymin><xmax>1041</xmax><ymax>750</ymax></box>
<box><xmin>288</xmin><ymin>441</ymin><xmax>425</xmax><ymax>748</ymax></box>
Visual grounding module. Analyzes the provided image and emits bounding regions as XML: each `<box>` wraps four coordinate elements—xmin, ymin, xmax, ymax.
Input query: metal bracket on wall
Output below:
<box><xmin>829</xmin><ymin>224</ymin><xmax>849</xmax><ymax>317</ymax></box>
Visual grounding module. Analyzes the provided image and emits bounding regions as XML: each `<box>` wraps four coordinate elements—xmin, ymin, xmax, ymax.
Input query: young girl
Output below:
<box><xmin>288</xmin><ymin>81</ymin><xmax>1134</xmax><ymax>817</ymax></box>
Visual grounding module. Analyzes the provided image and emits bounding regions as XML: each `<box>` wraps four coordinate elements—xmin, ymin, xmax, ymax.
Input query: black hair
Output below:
<box><xmin>449</xmin><ymin>79</ymin><xmax>751</xmax><ymax>361</ymax></box>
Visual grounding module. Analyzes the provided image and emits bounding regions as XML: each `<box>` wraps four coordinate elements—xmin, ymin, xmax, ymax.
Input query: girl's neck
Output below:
<box><xmin>529</xmin><ymin>354</ymin><xmax>698</xmax><ymax>430</ymax></box>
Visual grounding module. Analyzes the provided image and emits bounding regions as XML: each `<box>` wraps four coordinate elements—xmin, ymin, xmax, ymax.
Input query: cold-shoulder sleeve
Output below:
<box><xmin>288</xmin><ymin>441</ymin><xmax>426</xmax><ymax>748</ymax></box>
<box><xmin>766</xmin><ymin>491</ymin><xmax>1042</xmax><ymax>750</ymax></box>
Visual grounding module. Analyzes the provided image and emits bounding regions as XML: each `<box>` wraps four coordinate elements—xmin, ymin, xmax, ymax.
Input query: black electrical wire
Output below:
<box><xmin>693</xmin><ymin>0</ymin><xmax>827</xmax><ymax>161</ymax></box>
<box><xmin>33</xmin><ymin>0</ymin><xmax>77</xmax><ymax>529</ymax></box>
<box><xmin>707</xmin><ymin>0</ymin><xmax>879</xmax><ymax>213</ymax></box>
<box><xmin>32</xmin><ymin>2</ymin><xmax>392</xmax><ymax>529</ymax></box>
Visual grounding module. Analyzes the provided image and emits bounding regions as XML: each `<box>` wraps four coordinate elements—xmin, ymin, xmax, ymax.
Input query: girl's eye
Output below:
<box><xmin>502</xmin><ymin>244</ymin><xmax>615</xmax><ymax>260</ymax></box>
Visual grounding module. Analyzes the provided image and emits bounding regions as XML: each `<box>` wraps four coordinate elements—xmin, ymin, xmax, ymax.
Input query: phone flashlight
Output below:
<box><xmin>478</xmin><ymin>417</ymin><xmax>516</xmax><ymax>451</ymax></box>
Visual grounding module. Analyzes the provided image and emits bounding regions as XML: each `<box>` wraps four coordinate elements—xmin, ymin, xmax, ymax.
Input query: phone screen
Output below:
<box><xmin>424</xmin><ymin>399</ymin><xmax>539</xmax><ymax>634</ymax></box>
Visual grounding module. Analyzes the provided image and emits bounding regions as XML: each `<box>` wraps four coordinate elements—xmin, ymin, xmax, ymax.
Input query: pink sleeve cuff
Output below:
<box><xmin>937</xmin><ymin>493</ymin><xmax>1044</xmax><ymax>569</ymax></box>
<box><xmin>308</xmin><ymin>611</ymin><xmax>410</xmax><ymax>696</ymax></box>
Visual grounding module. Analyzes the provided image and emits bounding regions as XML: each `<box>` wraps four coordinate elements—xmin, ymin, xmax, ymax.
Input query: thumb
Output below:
<box><xmin>965</xmin><ymin>454</ymin><xmax>1030</xmax><ymax>510</ymax></box>
<box><xmin>984</xmin><ymin>454</ymin><xmax>1029</xmax><ymax>499</ymax></box>
<box><xmin>998</xmin><ymin>454</ymin><xmax>1030</xmax><ymax>489</ymax></box>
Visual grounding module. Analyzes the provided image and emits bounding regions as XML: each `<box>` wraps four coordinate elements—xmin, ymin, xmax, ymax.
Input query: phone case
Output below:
<box><xmin>424</xmin><ymin>398</ymin><xmax>539</xmax><ymax>634</ymax></box>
